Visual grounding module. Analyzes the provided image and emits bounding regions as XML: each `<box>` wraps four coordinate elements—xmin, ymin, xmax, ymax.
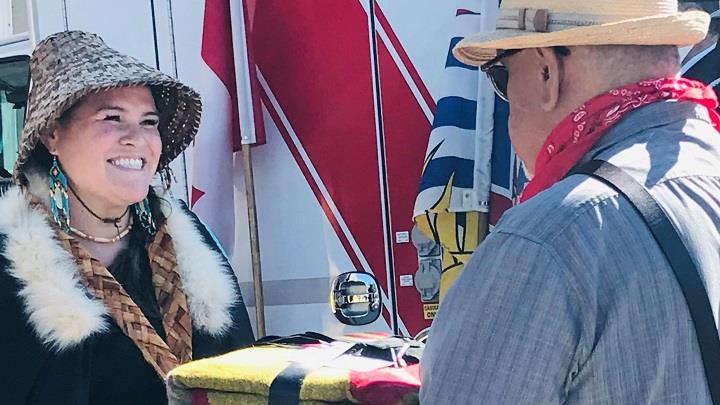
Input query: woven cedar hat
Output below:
<box><xmin>453</xmin><ymin>0</ymin><xmax>712</xmax><ymax>66</ymax></box>
<box><xmin>14</xmin><ymin>30</ymin><xmax>201</xmax><ymax>180</ymax></box>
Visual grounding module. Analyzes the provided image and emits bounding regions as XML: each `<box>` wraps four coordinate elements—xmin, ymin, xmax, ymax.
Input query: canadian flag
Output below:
<box><xmin>191</xmin><ymin>0</ymin><xmax>264</xmax><ymax>256</ymax></box>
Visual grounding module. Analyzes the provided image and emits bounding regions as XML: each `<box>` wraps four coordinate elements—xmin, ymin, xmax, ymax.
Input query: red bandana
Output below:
<box><xmin>520</xmin><ymin>77</ymin><xmax>720</xmax><ymax>203</ymax></box>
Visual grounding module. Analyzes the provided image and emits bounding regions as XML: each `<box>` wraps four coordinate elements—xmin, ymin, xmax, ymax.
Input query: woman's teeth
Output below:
<box><xmin>110</xmin><ymin>158</ymin><xmax>143</xmax><ymax>170</ymax></box>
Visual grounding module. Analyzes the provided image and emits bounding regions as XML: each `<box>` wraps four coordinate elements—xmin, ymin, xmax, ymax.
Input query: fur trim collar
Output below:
<box><xmin>159</xmin><ymin>191</ymin><xmax>237</xmax><ymax>336</ymax></box>
<box><xmin>0</xmin><ymin>186</ymin><xmax>107</xmax><ymax>351</ymax></box>
<box><xmin>0</xmin><ymin>177</ymin><xmax>236</xmax><ymax>350</ymax></box>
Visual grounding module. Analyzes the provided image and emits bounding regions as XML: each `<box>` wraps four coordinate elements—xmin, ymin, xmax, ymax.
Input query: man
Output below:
<box><xmin>421</xmin><ymin>1</ymin><xmax>720</xmax><ymax>404</ymax></box>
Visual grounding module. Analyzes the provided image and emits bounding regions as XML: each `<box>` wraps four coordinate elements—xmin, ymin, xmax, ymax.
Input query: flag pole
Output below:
<box><xmin>241</xmin><ymin>145</ymin><xmax>266</xmax><ymax>337</ymax></box>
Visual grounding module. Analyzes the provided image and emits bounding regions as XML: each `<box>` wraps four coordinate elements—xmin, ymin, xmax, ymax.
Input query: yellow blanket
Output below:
<box><xmin>167</xmin><ymin>345</ymin><xmax>354</xmax><ymax>404</ymax></box>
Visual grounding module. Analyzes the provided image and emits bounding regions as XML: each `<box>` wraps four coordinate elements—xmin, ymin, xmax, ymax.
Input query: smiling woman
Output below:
<box><xmin>45</xmin><ymin>87</ymin><xmax>163</xmax><ymax>248</ymax></box>
<box><xmin>0</xmin><ymin>30</ymin><xmax>254</xmax><ymax>405</ymax></box>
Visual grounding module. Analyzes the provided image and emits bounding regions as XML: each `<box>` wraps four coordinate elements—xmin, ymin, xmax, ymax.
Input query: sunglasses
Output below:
<box><xmin>480</xmin><ymin>49</ymin><xmax>521</xmax><ymax>102</ymax></box>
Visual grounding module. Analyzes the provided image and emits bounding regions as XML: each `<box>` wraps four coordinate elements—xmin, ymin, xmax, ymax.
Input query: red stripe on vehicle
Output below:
<box><xmin>260</xmin><ymin>87</ymin><xmax>393</xmax><ymax>328</ymax></box>
<box><xmin>253</xmin><ymin>0</ymin><xmax>389</xmax><ymax>310</ymax></box>
<box><xmin>374</xmin><ymin>3</ymin><xmax>437</xmax><ymax>114</ymax></box>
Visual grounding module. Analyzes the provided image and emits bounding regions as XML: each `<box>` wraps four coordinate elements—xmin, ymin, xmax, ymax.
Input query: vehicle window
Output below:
<box><xmin>0</xmin><ymin>55</ymin><xmax>29</xmax><ymax>176</ymax></box>
<box><xmin>10</xmin><ymin>0</ymin><xmax>29</xmax><ymax>35</ymax></box>
<box><xmin>1</xmin><ymin>0</ymin><xmax>28</xmax><ymax>37</ymax></box>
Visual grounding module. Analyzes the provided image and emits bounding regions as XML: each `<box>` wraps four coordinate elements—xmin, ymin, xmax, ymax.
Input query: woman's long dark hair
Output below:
<box><xmin>108</xmin><ymin>187</ymin><xmax>170</xmax><ymax>284</ymax></box>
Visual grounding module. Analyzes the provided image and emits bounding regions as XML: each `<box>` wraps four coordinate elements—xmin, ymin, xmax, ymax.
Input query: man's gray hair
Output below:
<box><xmin>585</xmin><ymin>45</ymin><xmax>681</xmax><ymax>77</ymax></box>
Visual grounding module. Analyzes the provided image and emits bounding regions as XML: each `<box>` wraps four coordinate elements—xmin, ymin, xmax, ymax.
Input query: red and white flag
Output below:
<box><xmin>191</xmin><ymin>0</ymin><xmax>264</xmax><ymax>256</ymax></box>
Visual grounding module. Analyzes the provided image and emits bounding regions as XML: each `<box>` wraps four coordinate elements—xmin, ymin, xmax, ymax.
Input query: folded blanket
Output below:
<box><xmin>167</xmin><ymin>334</ymin><xmax>421</xmax><ymax>405</ymax></box>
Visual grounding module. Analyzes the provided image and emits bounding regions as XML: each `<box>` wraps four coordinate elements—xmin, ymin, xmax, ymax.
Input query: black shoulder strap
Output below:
<box><xmin>574</xmin><ymin>160</ymin><xmax>720</xmax><ymax>403</ymax></box>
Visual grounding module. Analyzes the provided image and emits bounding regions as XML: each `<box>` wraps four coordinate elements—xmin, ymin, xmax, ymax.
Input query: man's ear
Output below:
<box><xmin>534</xmin><ymin>47</ymin><xmax>563</xmax><ymax>112</ymax></box>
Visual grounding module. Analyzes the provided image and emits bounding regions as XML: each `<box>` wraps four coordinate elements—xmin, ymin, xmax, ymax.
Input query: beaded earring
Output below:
<box><xmin>49</xmin><ymin>156</ymin><xmax>71</xmax><ymax>232</ymax></box>
<box><xmin>134</xmin><ymin>197</ymin><xmax>156</xmax><ymax>236</ymax></box>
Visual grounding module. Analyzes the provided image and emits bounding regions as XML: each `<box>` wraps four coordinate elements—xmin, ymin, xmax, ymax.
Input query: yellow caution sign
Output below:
<box><xmin>423</xmin><ymin>304</ymin><xmax>439</xmax><ymax>320</ymax></box>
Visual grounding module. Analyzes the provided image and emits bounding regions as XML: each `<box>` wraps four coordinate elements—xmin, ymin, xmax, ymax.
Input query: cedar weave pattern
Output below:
<box><xmin>60</xmin><ymin>224</ymin><xmax>193</xmax><ymax>380</ymax></box>
<box><xmin>148</xmin><ymin>226</ymin><xmax>193</xmax><ymax>368</ymax></box>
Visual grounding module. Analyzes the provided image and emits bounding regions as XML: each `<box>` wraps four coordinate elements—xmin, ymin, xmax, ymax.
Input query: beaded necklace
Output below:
<box><xmin>68</xmin><ymin>221</ymin><xmax>133</xmax><ymax>243</ymax></box>
<box><xmin>67</xmin><ymin>182</ymin><xmax>132</xmax><ymax>243</ymax></box>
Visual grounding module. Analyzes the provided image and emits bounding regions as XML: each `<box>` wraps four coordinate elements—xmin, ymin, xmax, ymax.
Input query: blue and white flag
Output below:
<box><xmin>412</xmin><ymin>1</ymin><xmax>499</xmax><ymax>300</ymax></box>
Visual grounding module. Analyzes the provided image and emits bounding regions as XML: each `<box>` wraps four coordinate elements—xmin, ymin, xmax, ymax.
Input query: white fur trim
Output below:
<box><xmin>161</xmin><ymin>195</ymin><xmax>237</xmax><ymax>335</ymax></box>
<box><xmin>0</xmin><ymin>186</ymin><xmax>108</xmax><ymax>350</ymax></box>
<box><xmin>0</xmin><ymin>174</ymin><xmax>236</xmax><ymax>349</ymax></box>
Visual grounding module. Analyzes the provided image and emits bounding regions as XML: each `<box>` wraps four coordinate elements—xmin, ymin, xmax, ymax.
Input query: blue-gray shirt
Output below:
<box><xmin>420</xmin><ymin>101</ymin><xmax>720</xmax><ymax>404</ymax></box>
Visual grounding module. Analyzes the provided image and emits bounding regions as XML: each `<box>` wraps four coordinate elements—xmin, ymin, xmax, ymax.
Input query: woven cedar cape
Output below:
<box><xmin>60</xmin><ymin>225</ymin><xmax>194</xmax><ymax>380</ymax></box>
<box><xmin>14</xmin><ymin>30</ymin><xmax>202</xmax><ymax>181</ymax></box>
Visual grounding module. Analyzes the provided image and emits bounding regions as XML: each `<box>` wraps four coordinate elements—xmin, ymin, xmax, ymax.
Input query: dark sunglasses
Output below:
<box><xmin>480</xmin><ymin>49</ymin><xmax>521</xmax><ymax>102</ymax></box>
<box><xmin>481</xmin><ymin>47</ymin><xmax>572</xmax><ymax>102</ymax></box>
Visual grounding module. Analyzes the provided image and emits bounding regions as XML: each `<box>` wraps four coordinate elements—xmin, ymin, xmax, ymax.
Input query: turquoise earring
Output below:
<box><xmin>49</xmin><ymin>156</ymin><xmax>70</xmax><ymax>232</ymax></box>
<box><xmin>134</xmin><ymin>197</ymin><xmax>156</xmax><ymax>236</ymax></box>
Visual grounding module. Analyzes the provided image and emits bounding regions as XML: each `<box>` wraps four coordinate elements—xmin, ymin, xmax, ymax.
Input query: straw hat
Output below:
<box><xmin>14</xmin><ymin>30</ymin><xmax>202</xmax><ymax>180</ymax></box>
<box><xmin>454</xmin><ymin>0</ymin><xmax>712</xmax><ymax>66</ymax></box>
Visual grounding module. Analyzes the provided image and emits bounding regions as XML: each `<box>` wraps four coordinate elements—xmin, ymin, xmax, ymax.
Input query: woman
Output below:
<box><xmin>0</xmin><ymin>31</ymin><xmax>254</xmax><ymax>404</ymax></box>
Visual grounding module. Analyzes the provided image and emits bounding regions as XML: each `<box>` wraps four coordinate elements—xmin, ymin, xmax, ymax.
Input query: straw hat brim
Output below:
<box><xmin>454</xmin><ymin>10</ymin><xmax>711</xmax><ymax>65</ymax></box>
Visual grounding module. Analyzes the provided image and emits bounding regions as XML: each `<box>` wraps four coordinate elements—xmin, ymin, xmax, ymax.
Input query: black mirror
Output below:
<box><xmin>330</xmin><ymin>272</ymin><xmax>381</xmax><ymax>325</ymax></box>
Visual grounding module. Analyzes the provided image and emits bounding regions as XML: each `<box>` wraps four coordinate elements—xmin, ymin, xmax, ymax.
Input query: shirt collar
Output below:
<box><xmin>578</xmin><ymin>101</ymin><xmax>713</xmax><ymax>165</ymax></box>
